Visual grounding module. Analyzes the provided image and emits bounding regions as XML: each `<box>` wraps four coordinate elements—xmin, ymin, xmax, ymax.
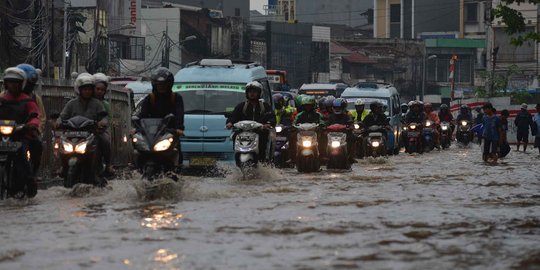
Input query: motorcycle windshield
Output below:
<box><xmin>140</xmin><ymin>118</ymin><xmax>164</xmax><ymax>142</ymax></box>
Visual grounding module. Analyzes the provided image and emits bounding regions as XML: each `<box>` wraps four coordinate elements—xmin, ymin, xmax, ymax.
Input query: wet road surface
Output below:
<box><xmin>1</xmin><ymin>145</ymin><xmax>539</xmax><ymax>269</ymax></box>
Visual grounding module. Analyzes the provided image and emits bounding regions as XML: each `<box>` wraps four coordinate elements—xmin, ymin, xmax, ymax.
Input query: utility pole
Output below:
<box><xmin>162</xmin><ymin>20</ymin><xmax>170</xmax><ymax>68</ymax></box>
<box><xmin>62</xmin><ymin>1</ymin><xmax>69</xmax><ymax>79</ymax></box>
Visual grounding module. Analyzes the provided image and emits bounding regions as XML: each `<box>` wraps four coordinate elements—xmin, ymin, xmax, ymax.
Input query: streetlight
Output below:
<box><xmin>421</xmin><ymin>54</ymin><xmax>437</xmax><ymax>101</ymax></box>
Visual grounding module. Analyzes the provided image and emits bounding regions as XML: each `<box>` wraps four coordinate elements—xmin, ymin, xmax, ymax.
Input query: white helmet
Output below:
<box><xmin>74</xmin><ymin>73</ymin><xmax>95</xmax><ymax>94</ymax></box>
<box><xmin>93</xmin><ymin>72</ymin><xmax>110</xmax><ymax>85</ymax></box>
<box><xmin>3</xmin><ymin>67</ymin><xmax>27</xmax><ymax>90</ymax></box>
<box><xmin>245</xmin><ymin>81</ymin><xmax>263</xmax><ymax>99</ymax></box>
<box><xmin>354</xmin><ymin>99</ymin><xmax>364</xmax><ymax>106</ymax></box>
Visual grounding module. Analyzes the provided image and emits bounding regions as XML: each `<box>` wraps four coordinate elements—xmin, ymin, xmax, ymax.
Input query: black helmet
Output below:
<box><xmin>370</xmin><ymin>101</ymin><xmax>382</xmax><ymax>111</ymax></box>
<box><xmin>151</xmin><ymin>67</ymin><xmax>174</xmax><ymax>90</ymax></box>
<box><xmin>245</xmin><ymin>81</ymin><xmax>263</xmax><ymax>100</ymax></box>
<box><xmin>440</xmin><ymin>104</ymin><xmax>448</xmax><ymax>110</ymax></box>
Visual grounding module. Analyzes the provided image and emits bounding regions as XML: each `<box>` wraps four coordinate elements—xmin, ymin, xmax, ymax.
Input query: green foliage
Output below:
<box><xmin>494</xmin><ymin>0</ymin><xmax>540</xmax><ymax>46</ymax></box>
<box><xmin>476</xmin><ymin>64</ymin><xmax>523</xmax><ymax>97</ymax></box>
<box><xmin>510</xmin><ymin>89</ymin><xmax>533</xmax><ymax>104</ymax></box>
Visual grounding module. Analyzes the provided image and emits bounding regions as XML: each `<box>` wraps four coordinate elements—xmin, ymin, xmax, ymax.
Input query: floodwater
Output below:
<box><xmin>1</xmin><ymin>145</ymin><xmax>539</xmax><ymax>269</ymax></box>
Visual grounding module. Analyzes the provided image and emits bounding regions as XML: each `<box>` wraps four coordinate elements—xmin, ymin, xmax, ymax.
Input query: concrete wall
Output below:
<box><xmin>414</xmin><ymin>0</ymin><xmax>460</xmax><ymax>38</ymax></box>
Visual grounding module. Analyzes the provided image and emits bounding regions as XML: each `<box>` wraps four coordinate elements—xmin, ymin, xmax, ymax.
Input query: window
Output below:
<box><xmin>129</xmin><ymin>37</ymin><xmax>145</xmax><ymax>61</ymax></box>
<box><xmin>465</xmin><ymin>3</ymin><xmax>478</xmax><ymax>22</ymax></box>
<box><xmin>390</xmin><ymin>4</ymin><xmax>400</xmax><ymax>23</ymax></box>
<box><xmin>235</xmin><ymin>8</ymin><xmax>240</xmax><ymax>17</ymax></box>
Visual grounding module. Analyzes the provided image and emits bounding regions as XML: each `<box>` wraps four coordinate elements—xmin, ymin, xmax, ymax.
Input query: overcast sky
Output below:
<box><xmin>251</xmin><ymin>0</ymin><xmax>266</xmax><ymax>13</ymax></box>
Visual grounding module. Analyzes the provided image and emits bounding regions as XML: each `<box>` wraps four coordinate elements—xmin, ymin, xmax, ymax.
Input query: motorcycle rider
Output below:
<box><xmin>424</xmin><ymin>102</ymin><xmax>441</xmax><ymax>149</ymax></box>
<box><xmin>55</xmin><ymin>73</ymin><xmax>109</xmax><ymax>181</ymax></box>
<box><xmin>326</xmin><ymin>98</ymin><xmax>355</xmax><ymax>163</ymax></box>
<box><xmin>273</xmin><ymin>93</ymin><xmax>295</xmax><ymax>126</ymax></box>
<box><xmin>290</xmin><ymin>95</ymin><xmax>325</xmax><ymax>160</ymax></box>
<box><xmin>363</xmin><ymin>101</ymin><xmax>390</xmax><ymax>150</ymax></box>
<box><xmin>456</xmin><ymin>105</ymin><xmax>473</xmax><ymax>122</ymax></box>
<box><xmin>226</xmin><ymin>81</ymin><xmax>275</xmax><ymax>161</ymax></box>
<box><xmin>405</xmin><ymin>101</ymin><xmax>426</xmax><ymax>124</ymax></box>
<box><xmin>514</xmin><ymin>103</ymin><xmax>534</xmax><ymax>152</ymax></box>
<box><xmin>350</xmin><ymin>99</ymin><xmax>369</xmax><ymax>123</ymax></box>
<box><xmin>321</xmin><ymin>96</ymin><xmax>335</xmax><ymax>120</ymax></box>
<box><xmin>93</xmin><ymin>73</ymin><xmax>114</xmax><ymax>176</ymax></box>
<box><xmin>137</xmin><ymin>67</ymin><xmax>185</xmax><ymax>165</ymax></box>
<box><xmin>1</xmin><ymin>67</ymin><xmax>41</xmax><ymax>197</ymax></box>
<box><xmin>438</xmin><ymin>104</ymin><xmax>455</xmax><ymax>134</ymax></box>
<box><xmin>474</xmin><ymin>106</ymin><xmax>484</xmax><ymax>144</ymax></box>
<box><xmin>6</xmin><ymin>64</ymin><xmax>46</xmax><ymax>178</ymax></box>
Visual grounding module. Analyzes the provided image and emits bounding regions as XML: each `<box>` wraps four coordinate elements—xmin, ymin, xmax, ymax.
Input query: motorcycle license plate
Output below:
<box><xmin>276</xmin><ymin>136</ymin><xmax>288</xmax><ymax>142</ymax></box>
<box><xmin>0</xmin><ymin>141</ymin><xmax>22</xmax><ymax>152</ymax></box>
<box><xmin>407</xmin><ymin>131</ymin><xmax>419</xmax><ymax>137</ymax></box>
<box><xmin>190</xmin><ymin>157</ymin><xmax>216</xmax><ymax>166</ymax></box>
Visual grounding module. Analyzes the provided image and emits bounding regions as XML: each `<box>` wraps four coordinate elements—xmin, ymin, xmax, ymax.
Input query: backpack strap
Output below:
<box><xmin>149</xmin><ymin>93</ymin><xmax>156</xmax><ymax>106</ymax></box>
<box><xmin>259</xmin><ymin>100</ymin><xmax>266</xmax><ymax>115</ymax></box>
<box><xmin>242</xmin><ymin>101</ymin><xmax>249</xmax><ymax>116</ymax></box>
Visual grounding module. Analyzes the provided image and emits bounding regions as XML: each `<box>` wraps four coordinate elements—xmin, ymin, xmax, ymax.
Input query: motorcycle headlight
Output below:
<box><xmin>354</xmin><ymin>124</ymin><xmax>360</xmax><ymax>130</ymax></box>
<box><xmin>441</xmin><ymin>125</ymin><xmax>448</xmax><ymax>131</ymax></box>
<box><xmin>371</xmin><ymin>141</ymin><xmax>380</xmax><ymax>147</ymax></box>
<box><xmin>425</xmin><ymin>121</ymin><xmax>431</xmax><ymax>127</ymax></box>
<box><xmin>461</xmin><ymin>121</ymin><xmax>467</xmax><ymax>126</ymax></box>
<box><xmin>402</xmin><ymin>126</ymin><xmax>408</xmax><ymax>131</ymax></box>
<box><xmin>0</xmin><ymin>126</ymin><xmax>13</xmax><ymax>135</ymax></box>
<box><xmin>153</xmin><ymin>137</ymin><xmax>174</xmax><ymax>152</ymax></box>
<box><xmin>302</xmin><ymin>140</ymin><xmax>312</xmax><ymax>148</ymax></box>
<box><xmin>331</xmin><ymin>141</ymin><xmax>341</xmax><ymax>148</ymax></box>
<box><xmin>410</xmin><ymin>125</ymin><xmax>416</xmax><ymax>130</ymax></box>
<box><xmin>276</xmin><ymin>126</ymin><xmax>283</xmax><ymax>133</ymax></box>
<box><xmin>75</xmin><ymin>141</ymin><xmax>87</xmax><ymax>154</ymax></box>
<box><xmin>62</xmin><ymin>141</ymin><xmax>74</xmax><ymax>153</ymax></box>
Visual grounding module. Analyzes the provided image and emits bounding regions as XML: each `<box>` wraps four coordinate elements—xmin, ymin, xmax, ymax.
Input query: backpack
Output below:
<box><xmin>242</xmin><ymin>101</ymin><xmax>266</xmax><ymax>117</ymax></box>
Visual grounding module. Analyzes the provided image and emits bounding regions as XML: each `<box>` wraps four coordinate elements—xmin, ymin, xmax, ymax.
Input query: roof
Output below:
<box><xmin>341</xmin><ymin>86</ymin><xmax>398</xmax><ymax>98</ymax></box>
<box><xmin>343</xmin><ymin>53</ymin><xmax>377</xmax><ymax>64</ymax></box>
<box><xmin>331</xmin><ymin>42</ymin><xmax>352</xmax><ymax>55</ymax></box>
<box><xmin>175</xmin><ymin>64</ymin><xmax>267</xmax><ymax>84</ymax></box>
<box><xmin>425</xmin><ymin>38</ymin><xmax>486</xmax><ymax>48</ymax></box>
<box><xmin>300</xmin><ymin>83</ymin><xmax>339</xmax><ymax>90</ymax></box>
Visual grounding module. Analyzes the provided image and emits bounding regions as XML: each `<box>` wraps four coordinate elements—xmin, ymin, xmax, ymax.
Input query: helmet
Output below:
<box><xmin>370</xmin><ymin>101</ymin><xmax>382</xmax><ymax>111</ymax></box>
<box><xmin>460</xmin><ymin>104</ymin><xmax>468</xmax><ymax>110</ymax></box>
<box><xmin>440</xmin><ymin>104</ymin><xmax>448</xmax><ymax>110</ymax></box>
<box><xmin>318</xmin><ymin>97</ymin><xmax>326</xmax><ymax>109</ymax></box>
<box><xmin>301</xmin><ymin>95</ymin><xmax>316</xmax><ymax>106</ymax></box>
<box><xmin>424</xmin><ymin>102</ymin><xmax>432</xmax><ymax>110</ymax></box>
<box><xmin>408</xmin><ymin>101</ymin><xmax>415</xmax><ymax>107</ymax></box>
<box><xmin>475</xmin><ymin>106</ymin><xmax>482</xmax><ymax>112</ymax></box>
<box><xmin>273</xmin><ymin>93</ymin><xmax>284</xmax><ymax>109</ymax></box>
<box><xmin>93</xmin><ymin>72</ymin><xmax>110</xmax><ymax>86</ymax></box>
<box><xmin>245</xmin><ymin>81</ymin><xmax>263</xmax><ymax>99</ymax></box>
<box><xmin>151</xmin><ymin>67</ymin><xmax>174</xmax><ymax>91</ymax></box>
<box><xmin>16</xmin><ymin>64</ymin><xmax>39</xmax><ymax>86</ymax></box>
<box><xmin>295</xmin><ymin>94</ymin><xmax>305</xmax><ymax>107</ymax></box>
<box><xmin>354</xmin><ymin>99</ymin><xmax>364</xmax><ymax>106</ymax></box>
<box><xmin>324</xmin><ymin>96</ymin><xmax>335</xmax><ymax>108</ymax></box>
<box><xmin>3</xmin><ymin>67</ymin><xmax>27</xmax><ymax>91</ymax></box>
<box><xmin>74</xmin><ymin>73</ymin><xmax>95</xmax><ymax>94</ymax></box>
<box><xmin>332</xmin><ymin>98</ymin><xmax>347</xmax><ymax>114</ymax></box>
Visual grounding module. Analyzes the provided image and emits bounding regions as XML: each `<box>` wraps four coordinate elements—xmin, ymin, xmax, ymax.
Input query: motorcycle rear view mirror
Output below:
<box><xmin>131</xmin><ymin>116</ymin><xmax>140</xmax><ymax>122</ymax></box>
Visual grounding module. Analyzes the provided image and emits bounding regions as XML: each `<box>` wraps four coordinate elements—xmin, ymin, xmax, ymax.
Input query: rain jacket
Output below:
<box><xmin>514</xmin><ymin>109</ymin><xmax>534</xmax><ymax>131</ymax></box>
<box><xmin>137</xmin><ymin>92</ymin><xmax>185</xmax><ymax>130</ymax></box>
<box><xmin>275</xmin><ymin>105</ymin><xmax>295</xmax><ymax>125</ymax></box>
<box><xmin>350</xmin><ymin>110</ymin><xmax>369</xmax><ymax>122</ymax></box>
<box><xmin>229</xmin><ymin>100</ymin><xmax>275</xmax><ymax>126</ymax></box>
<box><xmin>293</xmin><ymin>110</ymin><xmax>324</xmax><ymax>126</ymax></box>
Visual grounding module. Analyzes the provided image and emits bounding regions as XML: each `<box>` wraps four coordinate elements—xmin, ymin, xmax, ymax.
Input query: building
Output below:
<box><xmin>163</xmin><ymin>0</ymin><xmax>250</xmax><ymax>18</ymax></box>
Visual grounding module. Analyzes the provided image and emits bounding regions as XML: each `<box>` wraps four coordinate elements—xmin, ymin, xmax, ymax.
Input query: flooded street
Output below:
<box><xmin>1</xmin><ymin>145</ymin><xmax>539</xmax><ymax>270</ymax></box>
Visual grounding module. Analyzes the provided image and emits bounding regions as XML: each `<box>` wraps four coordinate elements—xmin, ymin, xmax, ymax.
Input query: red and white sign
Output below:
<box><xmin>131</xmin><ymin>0</ymin><xmax>137</xmax><ymax>24</ymax></box>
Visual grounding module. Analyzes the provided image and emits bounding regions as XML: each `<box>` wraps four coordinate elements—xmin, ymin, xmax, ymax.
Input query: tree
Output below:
<box><xmin>494</xmin><ymin>0</ymin><xmax>540</xmax><ymax>46</ymax></box>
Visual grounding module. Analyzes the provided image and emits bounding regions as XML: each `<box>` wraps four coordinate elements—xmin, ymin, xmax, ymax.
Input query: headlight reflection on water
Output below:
<box><xmin>140</xmin><ymin>206</ymin><xmax>183</xmax><ymax>230</ymax></box>
<box><xmin>154</xmin><ymin>248</ymin><xmax>179</xmax><ymax>264</ymax></box>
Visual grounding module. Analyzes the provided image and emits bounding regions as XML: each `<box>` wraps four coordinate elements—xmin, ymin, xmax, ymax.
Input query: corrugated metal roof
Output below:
<box><xmin>343</xmin><ymin>53</ymin><xmax>376</xmax><ymax>64</ymax></box>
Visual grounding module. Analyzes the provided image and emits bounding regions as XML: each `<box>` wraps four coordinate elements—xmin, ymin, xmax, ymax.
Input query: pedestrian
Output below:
<box><xmin>482</xmin><ymin>103</ymin><xmax>502</xmax><ymax>163</ymax></box>
<box><xmin>499</xmin><ymin>109</ymin><xmax>511</xmax><ymax>158</ymax></box>
<box><xmin>474</xmin><ymin>106</ymin><xmax>484</xmax><ymax>144</ymax></box>
<box><xmin>514</xmin><ymin>103</ymin><xmax>534</xmax><ymax>152</ymax></box>
<box><xmin>533</xmin><ymin>104</ymin><xmax>540</xmax><ymax>155</ymax></box>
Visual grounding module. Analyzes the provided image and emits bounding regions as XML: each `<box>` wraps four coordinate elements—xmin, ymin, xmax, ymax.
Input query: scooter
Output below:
<box><xmin>405</xmin><ymin>122</ymin><xmax>423</xmax><ymax>154</ymax></box>
<box><xmin>456</xmin><ymin>120</ymin><xmax>473</xmax><ymax>146</ymax></box>
<box><xmin>274</xmin><ymin>124</ymin><xmax>290</xmax><ymax>168</ymax></box>
<box><xmin>0</xmin><ymin>113</ymin><xmax>38</xmax><ymax>199</ymax></box>
<box><xmin>326</xmin><ymin>124</ymin><xmax>350</xmax><ymax>170</ymax></box>
<box><xmin>233</xmin><ymin>120</ymin><xmax>264</xmax><ymax>173</ymax></box>
<box><xmin>364</xmin><ymin>125</ymin><xmax>387</xmax><ymax>158</ymax></box>
<box><xmin>131</xmin><ymin>114</ymin><xmax>179</xmax><ymax>181</ymax></box>
<box><xmin>53</xmin><ymin>114</ymin><xmax>106</xmax><ymax>188</ymax></box>
<box><xmin>353</xmin><ymin>122</ymin><xmax>365</xmax><ymax>159</ymax></box>
<box><xmin>422</xmin><ymin>120</ymin><xmax>436</xmax><ymax>152</ymax></box>
<box><xmin>295</xmin><ymin>123</ymin><xmax>320</xmax><ymax>173</ymax></box>
<box><xmin>440</xmin><ymin>121</ymin><xmax>452</xmax><ymax>149</ymax></box>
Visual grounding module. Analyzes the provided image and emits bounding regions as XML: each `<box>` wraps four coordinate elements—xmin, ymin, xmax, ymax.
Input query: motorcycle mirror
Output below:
<box><xmin>131</xmin><ymin>115</ymin><xmax>140</xmax><ymax>122</ymax></box>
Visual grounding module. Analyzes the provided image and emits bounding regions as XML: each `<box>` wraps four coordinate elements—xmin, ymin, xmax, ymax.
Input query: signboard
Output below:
<box><xmin>175</xmin><ymin>83</ymin><xmax>245</xmax><ymax>92</ymax></box>
<box><xmin>268</xmin><ymin>75</ymin><xmax>282</xmax><ymax>84</ymax></box>
<box><xmin>131</xmin><ymin>0</ymin><xmax>137</xmax><ymax>24</ymax></box>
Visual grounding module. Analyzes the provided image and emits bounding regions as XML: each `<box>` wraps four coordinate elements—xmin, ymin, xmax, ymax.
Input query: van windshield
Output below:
<box><xmin>175</xmin><ymin>83</ymin><xmax>246</xmax><ymax>115</ymax></box>
<box><xmin>345</xmin><ymin>97</ymin><xmax>390</xmax><ymax>115</ymax></box>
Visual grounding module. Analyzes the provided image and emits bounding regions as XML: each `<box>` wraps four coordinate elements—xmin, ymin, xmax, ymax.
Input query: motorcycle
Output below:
<box><xmin>131</xmin><ymin>114</ymin><xmax>179</xmax><ymax>180</ymax></box>
<box><xmin>353</xmin><ymin>122</ymin><xmax>365</xmax><ymax>159</ymax></box>
<box><xmin>0</xmin><ymin>113</ymin><xmax>38</xmax><ymax>199</ymax></box>
<box><xmin>440</xmin><ymin>121</ymin><xmax>452</xmax><ymax>149</ymax></box>
<box><xmin>364</xmin><ymin>125</ymin><xmax>387</xmax><ymax>158</ymax></box>
<box><xmin>405</xmin><ymin>122</ymin><xmax>423</xmax><ymax>154</ymax></box>
<box><xmin>295</xmin><ymin>123</ymin><xmax>320</xmax><ymax>173</ymax></box>
<box><xmin>233</xmin><ymin>120</ymin><xmax>264</xmax><ymax>173</ymax></box>
<box><xmin>422</xmin><ymin>120</ymin><xmax>436</xmax><ymax>152</ymax></box>
<box><xmin>326</xmin><ymin>124</ymin><xmax>350</xmax><ymax>170</ymax></box>
<box><xmin>274</xmin><ymin>124</ymin><xmax>290</xmax><ymax>168</ymax></box>
<box><xmin>53</xmin><ymin>114</ymin><xmax>106</xmax><ymax>188</ymax></box>
<box><xmin>456</xmin><ymin>120</ymin><xmax>473</xmax><ymax>146</ymax></box>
